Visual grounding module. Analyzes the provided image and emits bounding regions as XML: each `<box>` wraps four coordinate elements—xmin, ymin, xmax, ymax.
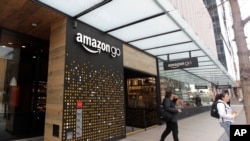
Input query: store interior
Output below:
<box><xmin>124</xmin><ymin>68</ymin><xmax>159</xmax><ymax>133</ymax></box>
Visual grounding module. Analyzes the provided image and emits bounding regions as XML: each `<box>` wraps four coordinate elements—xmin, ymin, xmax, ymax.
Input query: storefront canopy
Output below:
<box><xmin>36</xmin><ymin>0</ymin><xmax>237</xmax><ymax>87</ymax></box>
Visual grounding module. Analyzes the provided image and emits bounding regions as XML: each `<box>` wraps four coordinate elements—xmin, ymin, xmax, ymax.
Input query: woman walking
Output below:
<box><xmin>216</xmin><ymin>92</ymin><xmax>237</xmax><ymax>140</ymax></box>
<box><xmin>160</xmin><ymin>90</ymin><xmax>182</xmax><ymax>141</ymax></box>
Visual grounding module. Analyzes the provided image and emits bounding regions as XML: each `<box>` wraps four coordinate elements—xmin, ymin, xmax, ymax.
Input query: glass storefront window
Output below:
<box><xmin>126</xmin><ymin>77</ymin><xmax>159</xmax><ymax>130</ymax></box>
<box><xmin>127</xmin><ymin>77</ymin><xmax>157</xmax><ymax>109</ymax></box>
<box><xmin>160</xmin><ymin>77</ymin><xmax>214</xmax><ymax>108</ymax></box>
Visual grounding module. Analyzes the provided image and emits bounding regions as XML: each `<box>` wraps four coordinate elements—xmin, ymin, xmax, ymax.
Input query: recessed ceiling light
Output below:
<box><xmin>33</xmin><ymin>56</ymin><xmax>37</xmax><ymax>58</ymax></box>
<box><xmin>8</xmin><ymin>42</ymin><xmax>13</xmax><ymax>45</ymax></box>
<box><xmin>21</xmin><ymin>45</ymin><xmax>26</xmax><ymax>48</ymax></box>
<box><xmin>32</xmin><ymin>23</ymin><xmax>38</xmax><ymax>27</ymax></box>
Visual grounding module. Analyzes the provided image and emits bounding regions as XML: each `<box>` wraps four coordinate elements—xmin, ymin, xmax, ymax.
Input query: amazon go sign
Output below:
<box><xmin>76</xmin><ymin>33</ymin><xmax>121</xmax><ymax>58</ymax></box>
<box><xmin>164</xmin><ymin>57</ymin><xmax>199</xmax><ymax>70</ymax></box>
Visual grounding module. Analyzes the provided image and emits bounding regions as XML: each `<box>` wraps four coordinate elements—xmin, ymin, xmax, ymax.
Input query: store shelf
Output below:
<box><xmin>31</xmin><ymin>81</ymin><xmax>47</xmax><ymax>112</ymax></box>
<box><xmin>127</xmin><ymin>78</ymin><xmax>156</xmax><ymax>109</ymax></box>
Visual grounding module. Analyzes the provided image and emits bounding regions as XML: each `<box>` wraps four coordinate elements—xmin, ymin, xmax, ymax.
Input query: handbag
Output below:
<box><xmin>159</xmin><ymin>104</ymin><xmax>174</xmax><ymax>121</ymax></box>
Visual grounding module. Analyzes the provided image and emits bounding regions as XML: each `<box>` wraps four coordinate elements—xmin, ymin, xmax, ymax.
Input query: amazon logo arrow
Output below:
<box><xmin>82</xmin><ymin>44</ymin><xmax>101</xmax><ymax>54</ymax></box>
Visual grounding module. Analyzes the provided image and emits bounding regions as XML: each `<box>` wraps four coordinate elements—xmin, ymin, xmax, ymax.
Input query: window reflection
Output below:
<box><xmin>160</xmin><ymin>77</ymin><xmax>214</xmax><ymax>108</ymax></box>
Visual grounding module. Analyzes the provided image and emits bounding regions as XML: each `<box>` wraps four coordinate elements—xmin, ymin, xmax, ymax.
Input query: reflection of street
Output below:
<box><xmin>0</xmin><ymin>93</ymin><xmax>11</xmax><ymax>141</ymax></box>
<box><xmin>181</xmin><ymin>91</ymin><xmax>214</xmax><ymax>108</ymax></box>
<box><xmin>0</xmin><ymin>91</ymin><xmax>4</xmax><ymax>113</ymax></box>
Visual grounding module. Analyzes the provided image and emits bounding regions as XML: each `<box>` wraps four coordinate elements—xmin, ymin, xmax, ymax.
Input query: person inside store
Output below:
<box><xmin>160</xmin><ymin>90</ymin><xmax>182</xmax><ymax>141</ymax></box>
<box><xmin>216</xmin><ymin>92</ymin><xmax>237</xmax><ymax>140</ymax></box>
<box><xmin>195</xmin><ymin>95</ymin><xmax>202</xmax><ymax>107</ymax></box>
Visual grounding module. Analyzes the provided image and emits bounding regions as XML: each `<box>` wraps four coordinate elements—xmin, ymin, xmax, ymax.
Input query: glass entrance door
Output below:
<box><xmin>0</xmin><ymin>29</ymin><xmax>49</xmax><ymax>141</ymax></box>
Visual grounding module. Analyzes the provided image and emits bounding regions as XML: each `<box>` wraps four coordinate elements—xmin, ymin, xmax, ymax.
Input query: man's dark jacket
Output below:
<box><xmin>163</xmin><ymin>98</ymin><xmax>179</xmax><ymax>122</ymax></box>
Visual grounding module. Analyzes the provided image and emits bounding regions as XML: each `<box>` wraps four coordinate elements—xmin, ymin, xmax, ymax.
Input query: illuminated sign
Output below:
<box><xmin>164</xmin><ymin>57</ymin><xmax>198</xmax><ymax>70</ymax></box>
<box><xmin>76</xmin><ymin>33</ymin><xmax>121</xmax><ymax>58</ymax></box>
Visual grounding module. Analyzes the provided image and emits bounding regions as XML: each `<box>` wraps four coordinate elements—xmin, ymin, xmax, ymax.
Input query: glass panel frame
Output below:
<box><xmin>78</xmin><ymin>0</ymin><xmax>162</xmax><ymax>31</ymax></box>
<box><xmin>38</xmin><ymin>0</ymin><xmax>104</xmax><ymax>16</ymax></box>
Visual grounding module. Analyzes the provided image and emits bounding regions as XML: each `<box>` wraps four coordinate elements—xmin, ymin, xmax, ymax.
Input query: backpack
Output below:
<box><xmin>210</xmin><ymin>101</ymin><xmax>225</xmax><ymax>119</ymax></box>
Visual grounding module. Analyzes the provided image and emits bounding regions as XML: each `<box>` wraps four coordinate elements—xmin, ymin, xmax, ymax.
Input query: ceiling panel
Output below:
<box><xmin>108</xmin><ymin>15</ymin><xmax>180</xmax><ymax>42</ymax></box>
<box><xmin>146</xmin><ymin>42</ymin><xmax>199</xmax><ymax>56</ymax></box>
<box><xmin>198</xmin><ymin>62</ymin><xmax>215</xmax><ymax>66</ymax></box>
<box><xmin>38</xmin><ymin>0</ymin><xmax>104</xmax><ymax>17</ymax></box>
<box><xmin>78</xmin><ymin>0</ymin><xmax>162</xmax><ymax>31</ymax></box>
<box><xmin>130</xmin><ymin>31</ymin><xmax>191</xmax><ymax>50</ymax></box>
<box><xmin>34</xmin><ymin>0</ymin><xmax>236</xmax><ymax>87</ymax></box>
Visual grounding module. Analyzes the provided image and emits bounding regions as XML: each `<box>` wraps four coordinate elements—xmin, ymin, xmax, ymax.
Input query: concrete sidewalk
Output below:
<box><xmin>119</xmin><ymin>104</ymin><xmax>246</xmax><ymax>141</ymax></box>
<box><xmin>13</xmin><ymin>104</ymin><xmax>246</xmax><ymax>141</ymax></box>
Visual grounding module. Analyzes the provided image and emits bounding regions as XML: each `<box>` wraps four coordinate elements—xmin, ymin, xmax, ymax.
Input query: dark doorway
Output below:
<box><xmin>0</xmin><ymin>28</ymin><xmax>49</xmax><ymax>141</ymax></box>
<box><xmin>124</xmin><ymin>68</ymin><xmax>159</xmax><ymax>133</ymax></box>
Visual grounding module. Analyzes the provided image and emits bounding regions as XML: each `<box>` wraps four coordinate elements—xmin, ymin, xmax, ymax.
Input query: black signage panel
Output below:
<box><xmin>230</xmin><ymin>125</ymin><xmax>250</xmax><ymax>141</ymax></box>
<box><xmin>195</xmin><ymin>85</ymin><xmax>208</xmax><ymax>89</ymax></box>
<box><xmin>216</xmin><ymin>85</ymin><xmax>232</xmax><ymax>89</ymax></box>
<box><xmin>163</xmin><ymin>57</ymin><xmax>198</xmax><ymax>70</ymax></box>
<box><xmin>64</xmin><ymin>18</ymin><xmax>125</xmax><ymax>141</ymax></box>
